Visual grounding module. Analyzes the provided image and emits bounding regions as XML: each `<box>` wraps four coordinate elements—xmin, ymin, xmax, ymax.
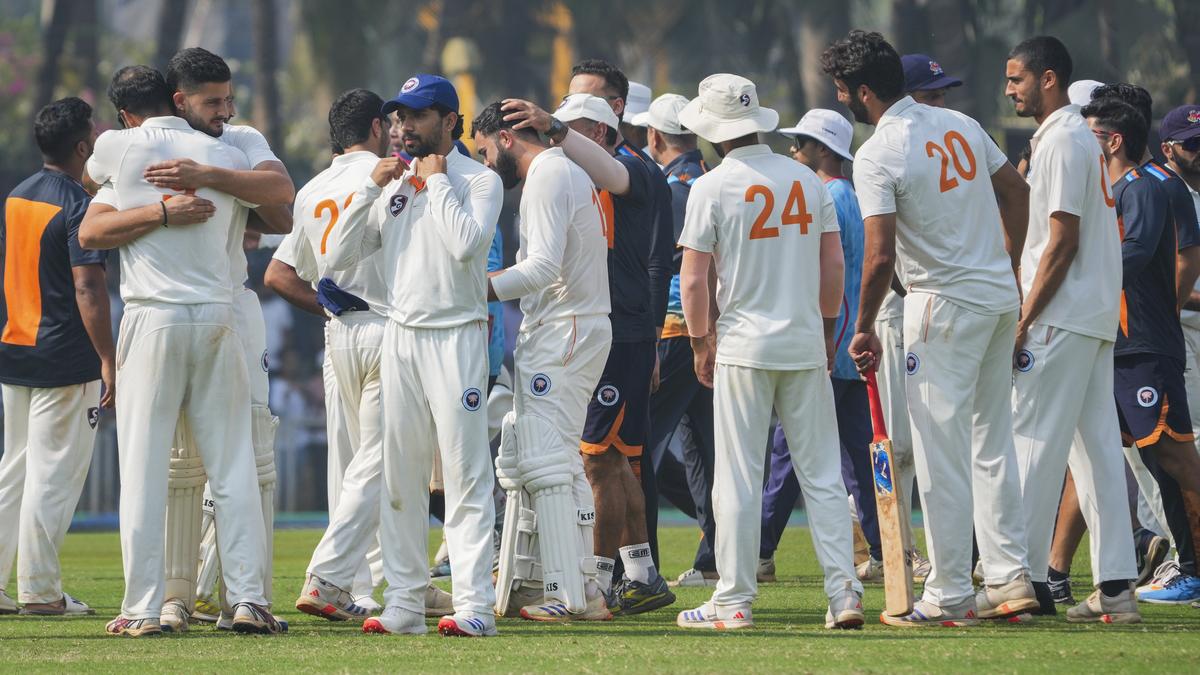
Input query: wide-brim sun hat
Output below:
<box><xmin>678</xmin><ymin>73</ymin><xmax>779</xmax><ymax>144</ymax></box>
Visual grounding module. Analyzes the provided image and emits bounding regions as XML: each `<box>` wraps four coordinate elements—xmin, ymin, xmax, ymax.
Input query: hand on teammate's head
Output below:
<box><xmin>501</xmin><ymin>99</ymin><xmax>553</xmax><ymax>134</ymax></box>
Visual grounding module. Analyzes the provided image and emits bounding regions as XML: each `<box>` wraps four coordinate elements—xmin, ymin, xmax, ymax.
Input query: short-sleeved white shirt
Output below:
<box><xmin>278</xmin><ymin>150</ymin><xmax>388</xmax><ymax>317</ymax></box>
<box><xmin>1024</xmin><ymin>104</ymin><xmax>1121</xmax><ymax>340</ymax></box>
<box><xmin>490</xmin><ymin>147</ymin><xmax>611</xmax><ymax>326</ymax></box>
<box><xmin>854</xmin><ymin>97</ymin><xmax>1018</xmax><ymax>315</ymax></box>
<box><xmin>218</xmin><ymin>124</ymin><xmax>281</xmax><ymax>290</ymax></box>
<box><xmin>87</xmin><ymin>116</ymin><xmax>250</xmax><ymax>305</ymax></box>
<box><xmin>678</xmin><ymin>144</ymin><xmax>839</xmax><ymax>370</ymax></box>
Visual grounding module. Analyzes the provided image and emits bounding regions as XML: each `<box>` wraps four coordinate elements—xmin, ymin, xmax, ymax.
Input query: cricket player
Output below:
<box><xmin>822</xmin><ymin>31</ymin><xmax>1037</xmax><ymax>626</ymax></box>
<box><xmin>673</xmin><ymin>73</ymin><xmax>864</xmax><ymax>631</ymax></box>
<box><xmin>1084</xmin><ymin>98</ymin><xmax>1200</xmax><ymax>605</ymax></box>
<box><xmin>472</xmin><ymin>100</ymin><xmax>613</xmax><ymax>622</ymax></box>
<box><xmin>1003</xmin><ymin>36</ymin><xmax>1140</xmax><ymax>622</ymax></box>
<box><xmin>326</xmin><ymin>75</ymin><xmax>500</xmax><ymax>637</ymax></box>
<box><xmin>80</xmin><ymin>65</ymin><xmax>277</xmax><ymax>636</ymax></box>
<box><xmin>0</xmin><ymin>98</ymin><xmax>110</xmax><ymax>616</ymax></box>
<box><xmin>144</xmin><ymin>48</ymin><xmax>293</xmax><ymax>631</ymax></box>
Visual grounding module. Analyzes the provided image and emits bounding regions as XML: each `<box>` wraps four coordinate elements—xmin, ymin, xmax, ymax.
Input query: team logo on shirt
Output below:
<box><xmin>1137</xmin><ymin>386</ymin><xmax>1159</xmax><ymax>408</ymax></box>
<box><xmin>739</xmin><ymin>93</ymin><xmax>751</xmax><ymax>107</ymax></box>
<box><xmin>462</xmin><ymin>387</ymin><xmax>482</xmax><ymax>411</ymax></box>
<box><xmin>1014</xmin><ymin>349</ymin><xmax>1035</xmax><ymax>372</ymax></box>
<box><xmin>260</xmin><ymin>349</ymin><xmax>270</xmax><ymax>372</ymax></box>
<box><xmin>389</xmin><ymin>194</ymin><xmax>409</xmax><ymax>217</ymax></box>
<box><xmin>929</xmin><ymin>61</ymin><xmax>944</xmax><ymax>76</ymax></box>
<box><xmin>87</xmin><ymin>407</ymin><xmax>100</xmax><ymax>430</ymax></box>
<box><xmin>905</xmin><ymin>352</ymin><xmax>920</xmax><ymax>375</ymax></box>
<box><xmin>401</xmin><ymin>77</ymin><xmax>420</xmax><ymax>93</ymax></box>
<box><xmin>531</xmin><ymin>373</ymin><xmax>552</xmax><ymax>396</ymax></box>
<box><xmin>597</xmin><ymin>385</ymin><xmax>620</xmax><ymax>407</ymax></box>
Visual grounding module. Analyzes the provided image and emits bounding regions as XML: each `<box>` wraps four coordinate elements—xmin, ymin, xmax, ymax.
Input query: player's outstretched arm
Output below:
<box><xmin>501</xmin><ymin>98</ymin><xmax>631</xmax><ymax>195</ymax></box>
<box><xmin>143</xmin><ymin>158</ymin><xmax>295</xmax><ymax>206</ymax></box>
<box><xmin>265</xmin><ymin>258</ymin><xmax>324</xmax><ymax>317</ymax></box>
<box><xmin>991</xmin><ymin>163</ymin><xmax>1031</xmax><ymax>274</ymax></box>
<box><xmin>78</xmin><ymin>197</ymin><xmax>215</xmax><ymax>249</ymax></box>
<box><xmin>415</xmin><ymin>156</ymin><xmax>500</xmax><ymax>262</ymax></box>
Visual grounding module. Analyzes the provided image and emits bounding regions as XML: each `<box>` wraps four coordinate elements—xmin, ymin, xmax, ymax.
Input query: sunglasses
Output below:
<box><xmin>1166</xmin><ymin>138</ymin><xmax>1200</xmax><ymax>153</ymax></box>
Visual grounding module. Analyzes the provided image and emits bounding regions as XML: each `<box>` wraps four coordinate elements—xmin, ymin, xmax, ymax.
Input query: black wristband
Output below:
<box><xmin>160</xmin><ymin>201</ymin><xmax>168</xmax><ymax>227</ymax></box>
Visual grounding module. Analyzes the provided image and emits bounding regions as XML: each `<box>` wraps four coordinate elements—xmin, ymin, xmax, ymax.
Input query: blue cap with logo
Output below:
<box><xmin>1160</xmin><ymin>105</ymin><xmax>1200</xmax><ymax>143</ymax></box>
<box><xmin>901</xmin><ymin>54</ymin><xmax>963</xmax><ymax>92</ymax></box>
<box><xmin>382</xmin><ymin>74</ymin><xmax>459</xmax><ymax>115</ymax></box>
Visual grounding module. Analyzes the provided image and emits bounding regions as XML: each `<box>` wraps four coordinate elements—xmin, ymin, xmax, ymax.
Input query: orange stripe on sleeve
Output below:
<box><xmin>2</xmin><ymin>198</ymin><xmax>60</xmax><ymax>346</ymax></box>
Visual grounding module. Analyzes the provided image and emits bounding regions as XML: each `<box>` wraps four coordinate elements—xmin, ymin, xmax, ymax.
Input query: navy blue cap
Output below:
<box><xmin>1160</xmin><ymin>105</ymin><xmax>1200</xmax><ymax>142</ymax></box>
<box><xmin>902</xmin><ymin>54</ymin><xmax>963</xmax><ymax>92</ymax></box>
<box><xmin>382</xmin><ymin>74</ymin><xmax>459</xmax><ymax>115</ymax></box>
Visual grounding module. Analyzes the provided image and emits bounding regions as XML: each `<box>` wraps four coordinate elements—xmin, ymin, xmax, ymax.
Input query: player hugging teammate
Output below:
<box><xmin>6</xmin><ymin>28</ymin><xmax>1200</xmax><ymax>638</ymax></box>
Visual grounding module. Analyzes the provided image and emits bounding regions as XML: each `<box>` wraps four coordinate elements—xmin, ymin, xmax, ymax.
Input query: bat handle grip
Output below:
<box><xmin>864</xmin><ymin>369</ymin><xmax>889</xmax><ymax>444</ymax></box>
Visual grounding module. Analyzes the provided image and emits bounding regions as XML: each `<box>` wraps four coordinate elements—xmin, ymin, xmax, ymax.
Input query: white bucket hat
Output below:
<box><xmin>554</xmin><ymin>93</ymin><xmax>621</xmax><ymax>131</ymax></box>
<box><xmin>1068</xmin><ymin>79</ymin><xmax>1104</xmax><ymax>107</ymax></box>
<box><xmin>678</xmin><ymin>74</ymin><xmax>779</xmax><ymax>144</ymax></box>
<box><xmin>632</xmin><ymin>93</ymin><xmax>691</xmax><ymax>135</ymax></box>
<box><xmin>624</xmin><ymin>81</ymin><xmax>652</xmax><ymax>123</ymax></box>
<box><xmin>777</xmin><ymin>109</ymin><xmax>855</xmax><ymax>161</ymax></box>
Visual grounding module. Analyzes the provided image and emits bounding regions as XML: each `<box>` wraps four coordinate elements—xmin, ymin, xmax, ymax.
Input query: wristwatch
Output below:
<box><xmin>546</xmin><ymin>117</ymin><xmax>568</xmax><ymax>145</ymax></box>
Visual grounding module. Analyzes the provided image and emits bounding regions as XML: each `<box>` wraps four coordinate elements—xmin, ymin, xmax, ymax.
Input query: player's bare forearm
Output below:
<box><xmin>79</xmin><ymin>196</ymin><xmax>217</xmax><ymax>249</ymax></box>
<box><xmin>73</xmin><ymin>264</ymin><xmax>115</xmax><ymax>407</ymax></box>
<box><xmin>1177</xmin><ymin>247</ymin><xmax>1200</xmax><ymax>314</ymax></box>
<box><xmin>819</xmin><ymin>231</ymin><xmax>845</xmax><ymax>319</ymax></box>
<box><xmin>264</xmin><ymin>259</ymin><xmax>324</xmax><ymax>317</ymax></box>
<box><xmin>856</xmin><ymin>213</ymin><xmax>898</xmax><ymax>333</ymax></box>
<box><xmin>248</xmin><ymin>204</ymin><xmax>293</xmax><ymax>234</ymax></box>
<box><xmin>680</xmin><ymin>248</ymin><xmax>712</xmax><ymax>337</ymax></box>
<box><xmin>992</xmin><ymin>163</ymin><xmax>1030</xmax><ymax>273</ymax></box>
<box><xmin>560</xmin><ymin>129</ymin><xmax>631</xmax><ymax>195</ymax></box>
<box><xmin>1021</xmin><ymin>211</ymin><xmax>1079</xmax><ymax>330</ymax></box>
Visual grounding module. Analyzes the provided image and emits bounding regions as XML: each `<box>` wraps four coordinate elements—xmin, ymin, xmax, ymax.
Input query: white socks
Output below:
<box><xmin>620</xmin><ymin>543</ymin><xmax>656</xmax><ymax>584</ymax></box>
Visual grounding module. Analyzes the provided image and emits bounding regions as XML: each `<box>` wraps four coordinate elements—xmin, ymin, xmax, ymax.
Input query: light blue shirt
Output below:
<box><xmin>828</xmin><ymin>178</ymin><xmax>864</xmax><ymax>381</ymax></box>
<box><xmin>487</xmin><ymin>227</ymin><xmax>505</xmax><ymax>377</ymax></box>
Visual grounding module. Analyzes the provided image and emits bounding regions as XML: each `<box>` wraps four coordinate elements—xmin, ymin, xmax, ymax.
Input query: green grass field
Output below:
<box><xmin>3</xmin><ymin>526</ymin><xmax>1199</xmax><ymax>673</ymax></box>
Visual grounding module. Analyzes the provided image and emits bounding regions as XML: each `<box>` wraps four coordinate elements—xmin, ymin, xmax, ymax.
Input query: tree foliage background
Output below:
<box><xmin>1</xmin><ymin>0</ymin><xmax>1198</xmax><ymax>195</ymax></box>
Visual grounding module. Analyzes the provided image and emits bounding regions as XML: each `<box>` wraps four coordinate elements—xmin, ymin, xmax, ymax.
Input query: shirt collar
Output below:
<box><xmin>1033</xmin><ymin>104</ymin><xmax>1081</xmax><ymax>141</ymax></box>
<box><xmin>663</xmin><ymin>148</ymin><xmax>704</xmax><ymax>176</ymax></box>
<box><xmin>141</xmin><ymin>116</ymin><xmax>195</xmax><ymax>131</ymax></box>
<box><xmin>723</xmin><ymin>144</ymin><xmax>773</xmax><ymax>161</ymax></box>
<box><xmin>878</xmin><ymin>96</ymin><xmax>917</xmax><ymax>122</ymax></box>
<box><xmin>332</xmin><ymin>150</ymin><xmax>379</xmax><ymax>166</ymax></box>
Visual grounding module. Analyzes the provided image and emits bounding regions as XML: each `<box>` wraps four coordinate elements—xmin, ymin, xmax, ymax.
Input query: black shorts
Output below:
<box><xmin>581</xmin><ymin>339</ymin><xmax>654</xmax><ymax>457</ymax></box>
<box><xmin>1114</xmin><ymin>353</ymin><xmax>1194</xmax><ymax>447</ymax></box>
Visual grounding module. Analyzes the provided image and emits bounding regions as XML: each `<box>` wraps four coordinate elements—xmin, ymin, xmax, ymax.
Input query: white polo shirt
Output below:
<box><xmin>274</xmin><ymin>150</ymin><xmax>389</xmax><ymax>317</ymax></box>
<box><xmin>1024</xmin><ymin>104</ymin><xmax>1121</xmax><ymax>341</ymax></box>
<box><xmin>219</xmin><ymin>124</ymin><xmax>282</xmax><ymax>291</ymax></box>
<box><xmin>87</xmin><ymin>116</ymin><xmax>251</xmax><ymax>305</ymax></box>
<box><xmin>678</xmin><ymin>144</ymin><xmax>839</xmax><ymax>370</ymax></box>
<box><xmin>329</xmin><ymin>149</ymin><xmax>501</xmax><ymax>328</ymax></box>
<box><xmin>490</xmin><ymin>147</ymin><xmax>611</xmax><ymax>327</ymax></box>
<box><xmin>855</xmin><ymin>96</ymin><xmax>1018</xmax><ymax>315</ymax></box>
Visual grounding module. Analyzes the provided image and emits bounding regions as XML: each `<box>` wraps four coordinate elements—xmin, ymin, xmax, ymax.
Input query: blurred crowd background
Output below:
<box><xmin>1</xmin><ymin>0</ymin><xmax>1197</xmax><ymax>519</ymax></box>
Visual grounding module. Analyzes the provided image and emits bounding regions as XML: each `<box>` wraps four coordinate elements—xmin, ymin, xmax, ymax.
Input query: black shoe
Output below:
<box><xmin>1047</xmin><ymin>575</ymin><xmax>1076</xmax><ymax>606</ymax></box>
<box><xmin>1031</xmin><ymin>581</ymin><xmax>1057</xmax><ymax>616</ymax></box>
<box><xmin>617</xmin><ymin>575</ymin><xmax>676</xmax><ymax>616</ymax></box>
<box><xmin>1134</xmin><ymin>528</ymin><xmax>1170</xmax><ymax>586</ymax></box>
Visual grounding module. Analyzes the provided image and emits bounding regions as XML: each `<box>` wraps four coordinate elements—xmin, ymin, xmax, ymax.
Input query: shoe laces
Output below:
<box><xmin>1153</xmin><ymin>559</ymin><xmax>1182</xmax><ymax>585</ymax></box>
<box><xmin>1163</xmin><ymin>572</ymin><xmax>1198</xmax><ymax>589</ymax></box>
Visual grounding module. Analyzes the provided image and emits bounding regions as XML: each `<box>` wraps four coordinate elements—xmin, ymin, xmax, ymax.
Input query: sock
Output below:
<box><xmin>1099</xmin><ymin>580</ymin><xmax>1130</xmax><ymax>597</ymax></box>
<box><xmin>1048</xmin><ymin>566</ymin><xmax>1069</xmax><ymax>583</ymax></box>
<box><xmin>619</xmin><ymin>543</ymin><xmax>656</xmax><ymax>584</ymax></box>
<box><xmin>596</xmin><ymin>556</ymin><xmax>615</xmax><ymax>594</ymax></box>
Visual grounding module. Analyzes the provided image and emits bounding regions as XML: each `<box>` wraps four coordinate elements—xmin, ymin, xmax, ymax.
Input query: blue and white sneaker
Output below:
<box><xmin>1137</xmin><ymin>573</ymin><xmax>1200</xmax><ymax>605</ymax></box>
<box><xmin>437</xmin><ymin>612</ymin><xmax>497</xmax><ymax>637</ymax></box>
<box><xmin>676</xmin><ymin>601</ymin><xmax>753</xmax><ymax>630</ymax></box>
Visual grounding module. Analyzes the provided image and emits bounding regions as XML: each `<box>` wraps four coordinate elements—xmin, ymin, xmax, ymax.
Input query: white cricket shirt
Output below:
<box><xmin>329</xmin><ymin>149</ymin><xmax>501</xmax><ymax>328</ymax></box>
<box><xmin>276</xmin><ymin>150</ymin><xmax>388</xmax><ymax>317</ymax></box>
<box><xmin>490</xmin><ymin>147</ymin><xmax>611</xmax><ymax>326</ymax></box>
<box><xmin>854</xmin><ymin>97</ymin><xmax>1019</xmax><ymax>315</ymax></box>
<box><xmin>678</xmin><ymin>144</ymin><xmax>839</xmax><ymax>370</ymax></box>
<box><xmin>219</xmin><ymin>124</ymin><xmax>281</xmax><ymax>290</ymax></box>
<box><xmin>87</xmin><ymin>116</ymin><xmax>251</xmax><ymax>305</ymax></box>
<box><xmin>1024</xmin><ymin>104</ymin><xmax>1121</xmax><ymax>340</ymax></box>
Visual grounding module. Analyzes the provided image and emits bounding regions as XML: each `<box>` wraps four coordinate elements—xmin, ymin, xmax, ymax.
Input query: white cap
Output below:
<box><xmin>632</xmin><ymin>93</ymin><xmax>691</xmax><ymax>135</ymax></box>
<box><xmin>624</xmin><ymin>81</ymin><xmax>652</xmax><ymax>123</ymax></box>
<box><xmin>677</xmin><ymin>74</ymin><xmax>779</xmax><ymax>144</ymax></box>
<box><xmin>554</xmin><ymin>93</ymin><xmax>621</xmax><ymax>131</ymax></box>
<box><xmin>777</xmin><ymin>109</ymin><xmax>855</xmax><ymax>161</ymax></box>
<box><xmin>1068</xmin><ymin>79</ymin><xmax>1104</xmax><ymax>107</ymax></box>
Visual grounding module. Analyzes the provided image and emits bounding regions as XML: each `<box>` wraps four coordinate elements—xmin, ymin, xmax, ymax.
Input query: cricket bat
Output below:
<box><xmin>864</xmin><ymin>369</ymin><xmax>914</xmax><ymax>617</ymax></box>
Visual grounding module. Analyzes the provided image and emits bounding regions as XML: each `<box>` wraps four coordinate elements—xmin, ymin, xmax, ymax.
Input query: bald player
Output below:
<box><xmin>823</xmin><ymin>31</ymin><xmax>1036</xmax><ymax>626</ymax></box>
<box><xmin>674</xmin><ymin>74</ymin><xmax>862</xmax><ymax>631</ymax></box>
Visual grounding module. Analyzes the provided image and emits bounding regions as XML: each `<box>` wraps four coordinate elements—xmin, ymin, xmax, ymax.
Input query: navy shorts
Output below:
<box><xmin>581</xmin><ymin>340</ymin><xmax>655</xmax><ymax>458</ymax></box>
<box><xmin>1114</xmin><ymin>353</ymin><xmax>1194</xmax><ymax>447</ymax></box>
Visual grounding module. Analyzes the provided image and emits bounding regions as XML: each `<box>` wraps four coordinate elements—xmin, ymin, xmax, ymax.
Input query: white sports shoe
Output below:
<box><xmin>437</xmin><ymin>612</ymin><xmax>498</xmax><ymax>637</ymax></box>
<box><xmin>363</xmin><ymin>606</ymin><xmax>427</xmax><ymax>635</ymax></box>
<box><xmin>425</xmin><ymin>584</ymin><xmax>454</xmax><ymax>617</ymax></box>
<box><xmin>856</xmin><ymin>557</ymin><xmax>884</xmax><ymax>582</ymax></box>
<box><xmin>670</xmin><ymin>568</ymin><xmax>718</xmax><ymax>588</ymax></box>
<box><xmin>296</xmin><ymin>573</ymin><xmax>369</xmax><ymax>621</ymax></box>
<box><xmin>354</xmin><ymin>594</ymin><xmax>382</xmax><ymax>614</ymax></box>
<box><xmin>825</xmin><ymin>580</ymin><xmax>865</xmax><ymax>629</ymax></box>
<box><xmin>0</xmin><ymin>589</ymin><xmax>16</xmax><ymax>615</ymax></box>
<box><xmin>160</xmin><ymin>598</ymin><xmax>189</xmax><ymax>633</ymax></box>
<box><xmin>231</xmin><ymin>602</ymin><xmax>283</xmax><ymax>635</ymax></box>
<box><xmin>1136</xmin><ymin>559</ymin><xmax>1181</xmax><ymax>597</ymax></box>
<box><xmin>676</xmin><ymin>601</ymin><xmax>753</xmax><ymax>630</ymax></box>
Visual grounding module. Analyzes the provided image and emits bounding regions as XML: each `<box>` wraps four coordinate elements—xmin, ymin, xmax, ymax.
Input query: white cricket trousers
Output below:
<box><xmin>0</xmin><ymin>381</ymin><xmax>100</xmax><ymax>602</ymax></box>
<box><xmin>115</xmin><ymin>301</ymin><xmax>267</xmax><ymax>620</ymax></box>
<box><xmin>711</xmin><ymin>363</ymin><xmax>861</xmax><ymax>607</ymax></box>
<box><xmin>904</xmin><ymin>293</ymin><xmax>1029</xmax><ymax>605</ymax></box>
<box><xmin>1013</xmin><ymin>324</ymin><xmax>1137</xmax><ymax>584</ymax></box>
<box><xmin>308</xmin><ymin>313</ymin><xmax>385</xmax><ymax>589</ymax></box>
<box><xmin>234</xmin><ymin>288</ymin><xmax>269</xmax><ymax>407</ymax></box>
<box><xmin>875</xmin><ymin>311</ymin><xmax>917</xmax><ymax>536</ymax></box>
<box><xmin>380</xmin><ymin>320</ymin><xmax>496</xmax><ymax>616</ymax></box>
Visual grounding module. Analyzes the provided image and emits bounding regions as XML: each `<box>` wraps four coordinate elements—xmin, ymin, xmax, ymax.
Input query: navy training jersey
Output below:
<box><xmin>1114</xmin><ymin>167</ymin><xmax>1184</xmax><ymax>361</ymax></box>
<box><xmin>0</xmin><ymin>168</ymin><xmax>106</xmax><ymax>387</ymax></box>
<box><xmin>598</xmin><ymin>141</ymin><xmax>673</xmax><ymax>343</ymax></box>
